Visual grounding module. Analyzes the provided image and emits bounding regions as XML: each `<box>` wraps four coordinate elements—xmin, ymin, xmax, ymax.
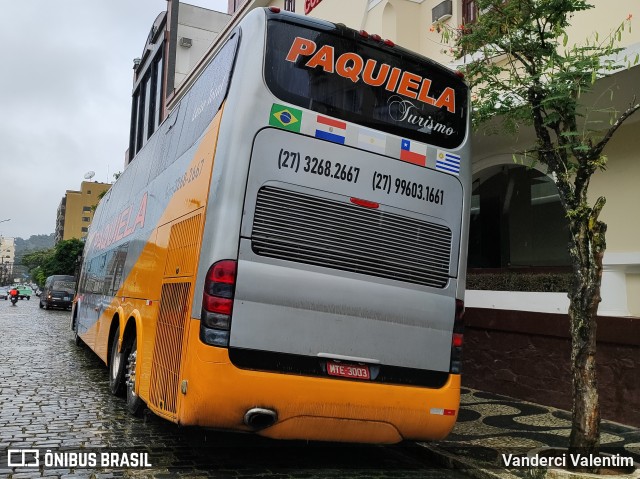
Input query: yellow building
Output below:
<box><xmin>55</xmin><ymin>181</ymin><xmax>111</xmax><ymax>243</ymax></box>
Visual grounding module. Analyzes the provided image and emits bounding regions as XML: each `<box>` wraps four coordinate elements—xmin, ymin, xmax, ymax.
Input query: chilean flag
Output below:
<box><xmin>400</xmin><ymin>139</ymin><xmax>427</xmax><ymax>166</ymax></box>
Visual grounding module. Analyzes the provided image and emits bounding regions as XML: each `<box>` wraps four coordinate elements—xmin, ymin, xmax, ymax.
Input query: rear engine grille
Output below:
<box><xmin>251</xmin><ymin>186</ymin><xmax>452</xmax><ymax>288</ymax></box>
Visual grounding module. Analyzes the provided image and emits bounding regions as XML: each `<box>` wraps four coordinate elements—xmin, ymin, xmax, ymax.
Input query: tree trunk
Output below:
<box><xmin>567</xmin><ymin>216</ymin><xmax>605</xmax><ymax>472</ymax></box>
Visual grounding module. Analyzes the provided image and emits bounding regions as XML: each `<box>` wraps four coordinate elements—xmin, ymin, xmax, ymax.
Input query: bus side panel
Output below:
<box><xmin>76</xmin><ymin>111</ymin><xmax>223</xmax><ymax>405</ymax></box>
<box><xmin>76</xmin><ymin>30</ymin><xmax>239</xmax><ymax>354</ymax></box>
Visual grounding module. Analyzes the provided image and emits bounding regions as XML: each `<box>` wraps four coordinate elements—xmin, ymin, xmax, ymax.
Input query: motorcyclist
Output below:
<box><xmin>9</xmin><ymin>286</ymin><xmax>19</xmax><ymax>304</ymax></box>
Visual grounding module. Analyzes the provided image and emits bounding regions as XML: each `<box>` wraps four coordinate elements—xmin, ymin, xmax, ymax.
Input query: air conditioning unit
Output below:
<box><xmin>179</xmin><ymin>37</ymin><xmax>193</xmax><ymax>48</ymax></box>
<box><xmin>432</xmin><ymin>0</ymin><xmax>452</xmax><ymax>23</ymax></box>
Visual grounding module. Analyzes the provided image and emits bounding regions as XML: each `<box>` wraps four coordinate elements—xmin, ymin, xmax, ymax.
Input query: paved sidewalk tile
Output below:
<box><xmin>420</xmin><ymin>388</ymin><xmax>640</xmax><ymax>479</ymax></box>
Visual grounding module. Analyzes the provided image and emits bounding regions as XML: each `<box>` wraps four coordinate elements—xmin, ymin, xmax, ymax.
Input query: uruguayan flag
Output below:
<box><xmin>436</xmin><ymin>150</ymin><xmax>461</xmax><ymax>175</ymax></box>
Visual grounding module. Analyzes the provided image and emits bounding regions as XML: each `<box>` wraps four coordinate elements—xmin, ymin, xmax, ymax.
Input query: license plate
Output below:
<box><xmin>326</xmin><ymin>361</ymin><xmax>370</xmax><ymax>380</ymax></box>
<box><xmin>64</xmin><ymin>296</ymin><xmax>70</xmax><ymax>301</ymax></box>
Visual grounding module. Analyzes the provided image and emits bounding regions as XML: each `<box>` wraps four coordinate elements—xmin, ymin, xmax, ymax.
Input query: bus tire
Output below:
<box><xmin>125</xmin><ymin>336</ymin><xmax>144</xmax><ymax>417</ymax></box>
<box><xmin>109</xmin><ymin>327</ymin><xmax>127</xmax><ymax>397</ymax></box>
<box><xmin>72</xmin><ymin>316</ymin><xmax>82</xmax><ymax>347</ymax></box>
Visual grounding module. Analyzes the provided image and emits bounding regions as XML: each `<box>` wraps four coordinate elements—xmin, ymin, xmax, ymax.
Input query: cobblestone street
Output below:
<box><xmin>0</xmin><ymin>298</ymin><xmax>466</xmax><ymax>479</ymax></box>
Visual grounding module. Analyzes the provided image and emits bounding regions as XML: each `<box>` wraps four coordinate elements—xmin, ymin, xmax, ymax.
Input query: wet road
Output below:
<box><xmin>0</xmin><ymin>297</ymin><xmax>468</xmax><ymax>478</ymax></box>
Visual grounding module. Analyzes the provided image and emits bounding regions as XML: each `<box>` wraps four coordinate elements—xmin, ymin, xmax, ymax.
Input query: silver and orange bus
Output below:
<box><xmin>73</xmin><ymin>7</ymin><xmax>470</xmax><ymax>444</ymax></box>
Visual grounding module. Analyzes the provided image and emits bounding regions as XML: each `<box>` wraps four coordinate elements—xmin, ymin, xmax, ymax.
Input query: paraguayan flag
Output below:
<box><xmin>436</xmin><ymin>150</ymin><xmax>461</xmax><ymax>175</ymax></box>
<box><xmin>357</xmin><ymin>127</ymin><xmax>386</xmax><ymax>154</ymax></box>
<box><xmin>315</xmin><ymin>115</ymin><xmax>347</xmax><ymax>144</ymax></box>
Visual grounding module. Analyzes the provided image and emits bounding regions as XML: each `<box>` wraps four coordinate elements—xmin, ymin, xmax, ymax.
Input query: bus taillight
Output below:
<box><xmin>201</xmin><ymin>260</ymin><xmax>237</xmax><ymax>347</ymax></box>
<box><xmin>449</xmin><ymin>299</ymin><xmax>465</xmax><ymax>374</ymax></box>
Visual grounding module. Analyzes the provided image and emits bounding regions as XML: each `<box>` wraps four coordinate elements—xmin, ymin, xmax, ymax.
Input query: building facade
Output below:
<box><xmin>126</xmin><ymin>2</ymin><xmax>230</xmax><ymax>165</ymax></box>
<box><xmin>0</xmin><ymin>236</ymin><xmax>15</xmax><ymax>285</ymax></box>
<box><xmin>212</xmin><ymin>0</ymin><xmax>640</xmax><ymax>316</ymax></box>
<box><xmin>55</xmin><ymin>181</ymin><xmax>111</xmax><ymax>243</ymax></box>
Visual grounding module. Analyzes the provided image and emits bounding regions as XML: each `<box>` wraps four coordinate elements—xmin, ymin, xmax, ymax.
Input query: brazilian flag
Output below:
<box><xmin>269</xmin><ymin>104</ymin><xmax>302</xmax><ymax>132</ymax></box>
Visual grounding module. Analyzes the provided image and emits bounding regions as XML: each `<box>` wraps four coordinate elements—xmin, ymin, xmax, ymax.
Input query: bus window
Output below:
<box><xmin>265</xmin><ymin>20</ymin><xmax>467</xmax><ymax>149</ymax></box>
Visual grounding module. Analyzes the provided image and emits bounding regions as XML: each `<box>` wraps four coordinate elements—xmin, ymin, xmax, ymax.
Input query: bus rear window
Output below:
<box><xmin>264</xmin><ymin>20</ymin><xmax>468</xmax><ymax>149</ymax></box>
<box><xmin>52</xmin><ymin>280</ymin><xmax>75</xmax><ymax>292</ymax></box>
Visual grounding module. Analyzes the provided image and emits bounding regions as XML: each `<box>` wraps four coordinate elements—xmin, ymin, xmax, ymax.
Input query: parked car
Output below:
<box><xmin>0</xmin><ymin>287</ymin><xmax>8</xmax><ymax>300</ymax></box>
<box><xmin>40</xmin><ymin>275</ymin><xmax>76</xmax><ymax>310</ymax></box>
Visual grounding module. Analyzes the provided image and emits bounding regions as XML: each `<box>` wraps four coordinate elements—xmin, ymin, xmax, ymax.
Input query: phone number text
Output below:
<box><xmin>278</xmin><ymin>149</ymin><xmax>360</xmax><ymax>184</ymax></box>
<box><xmin>373</xmin><ymin>171</ymin><xmax>444</xmax><ymax>205</ymax></box>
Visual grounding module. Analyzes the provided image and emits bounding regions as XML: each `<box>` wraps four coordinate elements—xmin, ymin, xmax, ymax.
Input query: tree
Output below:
<box><xmin>440</xmin><ymin>0</ymin><xmax>639</xmax><ymax>470</ymax></box>
<box><xmin>21</xmin><ymin>239</ymin><xmax>85</xmax><ymax>287</ymax></box>
<box><xmin>21</xmin><ymin>248</ymin><xmax>54</xmax><ymax>286</ymax></box>
<box><xmin>49</xmin><ymin>238</ymin><xmax>85</xmax><ymax>276</ymax></box>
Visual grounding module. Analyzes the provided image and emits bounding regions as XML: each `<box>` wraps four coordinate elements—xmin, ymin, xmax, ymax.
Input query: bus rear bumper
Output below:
<box><xmin>172</xmin><ymin>325</ymin><xmax>461</xmax><ymax>444</ymax></box>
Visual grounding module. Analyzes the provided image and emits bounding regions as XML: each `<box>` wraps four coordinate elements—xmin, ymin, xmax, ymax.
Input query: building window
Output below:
<box><xmin>284</xmin><ymin>0</ymin><xmax>295</xmax><ymax>12</ymax></box>
<box><xmin>129</xmin><ymin>48</ymin><xmax>164</xmax><ymax>161</ymax></box>
<box><xmin>82</xmin><ymin>217</ymin><xmax>90</xmax><ymax>222</ymax></box>
<box><xmin>152</xmin><ymin>55</ymin><xmax>164</xmax><ymax>133</ymax></box>
<box><xmin>228</xmin><ymin>0</ymin><xmax>248</xmax><ymax>14</ymax></box>
<box><xmin>136</xmin><ymin>72</ymin><xmax>150</xmax><ymax>153</ymax></box>
<box><xmin>130</xmin><ymin>92</ymin><xmax>139</xmax><ymax>157</ymax></box>
<box><xmin>82</xmin><ymin>206</ymin><xmax>91</xmax><ymax>212</ymax></box>
<box><xmin>81</xmin><ymin>227</ymin><xmax>89</xmax><ymax>233</ymax></box>
<box><xmin>468</xmin><ymin>165</ymin><xmax>570</xmax><ymax>269</ymax></box>
<box><xmin>462</xmin><ymin>0</ymin><xmax>477</xmax><ymax>24</ymax></box>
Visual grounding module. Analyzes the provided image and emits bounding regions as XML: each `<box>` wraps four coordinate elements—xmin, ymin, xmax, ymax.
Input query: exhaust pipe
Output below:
<box><xmin>244</xmin><ymin>407</ymin><xmax>277</xmax><ymax>430</ymax></box>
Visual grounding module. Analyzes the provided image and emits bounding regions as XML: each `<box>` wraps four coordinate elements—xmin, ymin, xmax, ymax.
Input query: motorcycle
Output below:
<box><xmin>10</xmin><ymin>295</ymin><xmax>18</xmax><ymax>306</ymax></box>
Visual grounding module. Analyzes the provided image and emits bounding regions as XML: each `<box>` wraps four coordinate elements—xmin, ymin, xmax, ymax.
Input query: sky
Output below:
<box><xmin>0</xmin><ymin>0</ymin><xmax>228</xmax><ymax>240</ymax></box>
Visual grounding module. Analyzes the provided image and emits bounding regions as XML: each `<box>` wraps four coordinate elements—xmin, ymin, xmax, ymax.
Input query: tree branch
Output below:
<box><xmin>592</xmin><ymin>98</ymin><xmax>640</xmax><ymax>157</ymax></box>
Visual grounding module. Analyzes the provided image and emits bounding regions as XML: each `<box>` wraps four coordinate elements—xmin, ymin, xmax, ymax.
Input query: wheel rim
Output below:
<box><xmin>126</xmin><ymin>347</ymin><xmax>137</xmax><ymax>398</ymax></box>
<box><xmin>111</xmin><ymin>342</ymin><xmax>121</xmax><ymax>380</ymax></box>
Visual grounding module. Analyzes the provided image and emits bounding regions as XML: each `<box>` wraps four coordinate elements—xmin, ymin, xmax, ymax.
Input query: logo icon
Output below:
<box><xmin>8</xmin><ymin>449</ymin><xmax>40</xmax><ymax>467</ymax></box>
<box><xmin>270</xmin><ymin>104</ymin><xmax>302</xmax><ymax>132</ymax></box>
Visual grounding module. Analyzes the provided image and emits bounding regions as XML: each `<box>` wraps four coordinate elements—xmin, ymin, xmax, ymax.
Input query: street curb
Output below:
<box><xmin>418</xmin><ymin>443</ymin><xmax>522</xmax><ymax>479</ymax></box>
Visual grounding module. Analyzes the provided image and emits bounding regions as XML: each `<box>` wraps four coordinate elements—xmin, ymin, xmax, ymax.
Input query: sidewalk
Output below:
<box><xmin>420</xmin><ymin>388</ymin><xmax>640</xmax><ymax>479</ymax></box>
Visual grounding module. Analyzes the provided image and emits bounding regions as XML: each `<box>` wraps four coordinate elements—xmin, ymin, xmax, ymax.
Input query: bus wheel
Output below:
<box><xmin>125</xmin><ymin>337</ymin><xmax>144</xmax><ymax>417</ymax></box>
<box><xmin>72</xmin><ymin>317</ymin><xmax>82</xmax><ymax>347</ymax></box>
<box><xmin>109</xmin><ymin>327</ymin><xmax>126</xmax><ymax>397</ymax></box>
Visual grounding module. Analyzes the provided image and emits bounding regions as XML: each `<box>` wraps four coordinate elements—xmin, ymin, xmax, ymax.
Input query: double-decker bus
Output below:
<box><xmin>73</xmin><ymin>7</ymin><xmax>470</xmax><ymax>444</ymax></box>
